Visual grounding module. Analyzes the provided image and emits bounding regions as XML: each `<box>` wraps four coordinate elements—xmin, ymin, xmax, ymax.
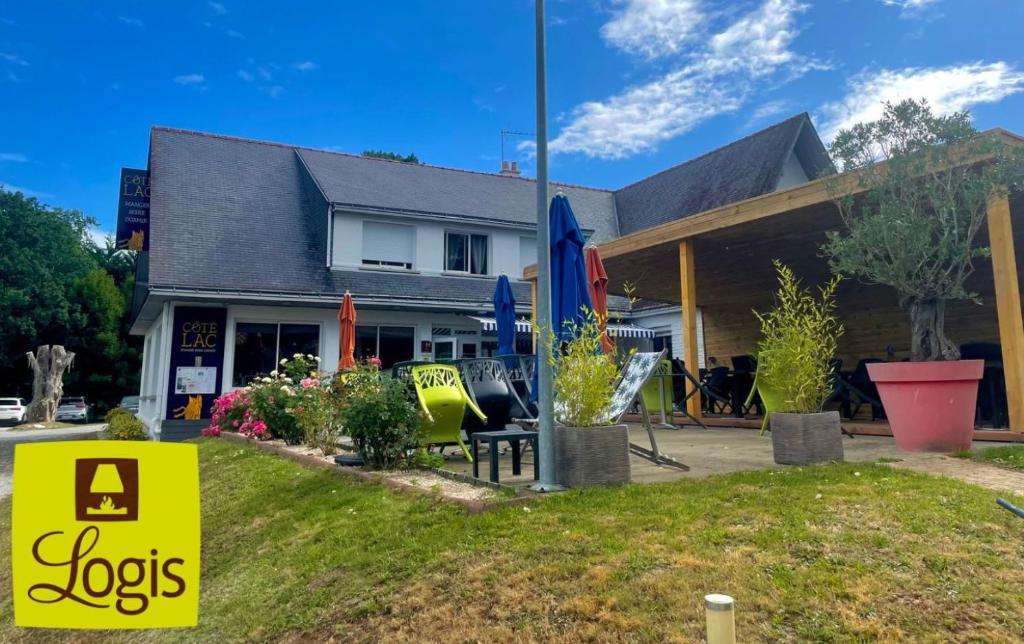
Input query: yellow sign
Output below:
<box><xmin>11</xmin><ymin>442</ymin><xmax>200</xmax><ymax>629</ymax></box>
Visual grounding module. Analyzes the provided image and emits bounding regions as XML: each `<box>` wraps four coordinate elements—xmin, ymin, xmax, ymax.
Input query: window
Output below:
<box><xmin>652</xmin><ymin>333</ymin><xmax>673</xmax><ymax>359</ymax></box>
<box><xmin>519</xmin><ymin>236</ymin><xmax>537</xmax><ymax>273</ymax></box>
<box><xmin>232</xmin><ymin>322</ymin><xmax>321</xmax><ymax>386</ymax></box>
<box><xmin>445</xmin><ymin>232</ymin><xmax>488</xmax><ymax>275</ymax></box>
<box><xmin>354</xmin><ymin>325</ymin><xmax>415</xmax><ymax>369</ymax></box>
<box><xmin>362</xmin><ymin>221</ymin><xmax>414</xmax><ymax>270</ymax></box>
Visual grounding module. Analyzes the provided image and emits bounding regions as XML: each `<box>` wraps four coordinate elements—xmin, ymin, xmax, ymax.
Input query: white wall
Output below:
<box><xmin>331</xmin><ymin>210</ymin><xmax>533</xmax><ymax>278</ymax></box>
<box><xmin>774</xmin><ymin>150</ymin><xmax>810</xmax><ymax>191</ymax></box>
<box><xmin>628</xmin><ymin>306</ymin><xmax>706</xmax><ymax>369</ymax></box>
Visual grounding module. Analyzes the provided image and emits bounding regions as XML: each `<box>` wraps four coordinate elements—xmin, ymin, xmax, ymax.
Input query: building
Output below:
<box><xmin>130</xmin><ymin>113</ymin><xmax>829</xmax><ymax>440</ymax></box>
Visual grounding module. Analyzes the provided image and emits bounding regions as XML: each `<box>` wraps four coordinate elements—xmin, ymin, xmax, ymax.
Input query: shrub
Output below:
<box><xmin>289</xmin><ymin>375</ymin><xmax>340</xmax><ymax>455</ymax></box>
<box><xmin>104</xmin><ymin>406</ymin><xmax>132</xmax><ymax>424</ymax></box>
<box><xmin>754</xmin><ymin>261</ymin><xmax>843</xmax><ymax>417</ymax></box>
<box><xmin>339</xmin><ymin>371</ymin><xmax>422</xmax><ymax>469</ymax></box>
<box><xmin>248</xmin><ymin>379</ymin><xmax>302</xmax><ymax>444</ymax></box>
<box><xmin>107</xmin><ymin>412</ymin><xmax>148</xmax><ymax>441</ymax></box>
<box><xmin>547</xmin><ymin>312</ymin><xmax>621</xmax><ymax>427</ymax></box>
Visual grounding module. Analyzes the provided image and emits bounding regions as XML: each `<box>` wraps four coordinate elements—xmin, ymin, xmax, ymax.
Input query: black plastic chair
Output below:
<box><xmin>454</xmin><ymin>358</ymin><xmax>534</xmax><ymax>432</ymax></box>
<box><xmin>702</xmin><ymin>366</ymin><xmax>734</xmax><ymax>415</ymax></box>
<box><xmin>502</xmin><ymin>355</ymin><xmax>537</xmax><ymax>413</ymax></box>
<box><xmin>391</xmin><ymin>360</ymin><xmax>433</xmax><ymax>381</ymax></box>
<box><xmin>730</xmin><ymin>355</ymin><xmax>758</xmax><ymax>416</ymax></box>
<box><xmin>961</xmin><ymin>342</ymin><xmax>1008</xmax><ymax>428</ymax></box>
<box><xmin>841</xmin><ymin>358</ymin><xmax>886</xmax><ymax>421</ymax></box>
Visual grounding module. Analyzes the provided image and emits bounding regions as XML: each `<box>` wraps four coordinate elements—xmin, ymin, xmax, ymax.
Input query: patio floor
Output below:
<box><xmin>440</xmin><ymin>425</ymin><xmax>1021</xmax><ymax>489</ymax></box>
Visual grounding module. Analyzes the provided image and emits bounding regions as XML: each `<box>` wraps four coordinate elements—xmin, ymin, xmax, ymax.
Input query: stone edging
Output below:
<box><xmin>218</xmin><ymin>432</ymin><xmax>536</xmax><ymax>513</ymax></box>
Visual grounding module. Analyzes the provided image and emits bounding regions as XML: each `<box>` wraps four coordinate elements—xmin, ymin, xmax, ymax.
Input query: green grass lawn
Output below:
<box><xmin>2</xmin><ymin>439</ymin><xmax>1023</xmax><ymax>642</ymax></box>
<box><xmin>974</xmin><ymin>445</ymin><xmax>1024</xmax><ymax>471</ymax></box>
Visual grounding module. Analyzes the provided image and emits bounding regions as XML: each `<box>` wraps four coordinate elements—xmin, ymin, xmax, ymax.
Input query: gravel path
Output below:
<box><xmin>0</xmin><ymin>424</ymin><xmax>105</xmax><ymax>500</ymax></box>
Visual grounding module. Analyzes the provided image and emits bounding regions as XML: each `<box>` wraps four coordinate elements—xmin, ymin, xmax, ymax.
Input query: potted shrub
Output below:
<box><xmin>823</xmin><ymin>99</ymin><xmax>1022</xmax><ymax>451</ymax></box>
<box><xmin>549</xmin><ymin>315</ymin><xmax>630</xmax><ymax>487</ymax></box>
<box><xmin>755</xmin><ymin>262</ymin><xmax>845</xmax><ymax>465</ymax></box>
<box><xmin>338</xmin><ymin>367</ymin><xmax>422</xmax><ymax>470</ymax></box>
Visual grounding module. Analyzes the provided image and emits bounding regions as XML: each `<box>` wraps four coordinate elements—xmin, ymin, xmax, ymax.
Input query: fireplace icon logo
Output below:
<box><xmin>74</xmin><ymin>458</ymin><xmax>139</xmax><ymax>522</ymax></box>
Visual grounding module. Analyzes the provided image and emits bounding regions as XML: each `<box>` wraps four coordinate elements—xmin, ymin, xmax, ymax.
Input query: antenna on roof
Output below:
<box><xmin>500</xmin><ymin>128</ymin><xmax>534</xmax><ymax>169</ymax></box>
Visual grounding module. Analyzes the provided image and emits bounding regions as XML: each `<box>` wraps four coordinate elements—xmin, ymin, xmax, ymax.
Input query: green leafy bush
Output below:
<box><xmin>755</xmin><ymin>261</ymin><xmax>843</xmax><ymax>415</ymax></box>
<box><xmin>106</xmin><ymin>412</ymin><xmax>148</xmax><ymax>441</ymax></box>
<box><xmin>548</xmin><ymin>312</ymin><xmax>621</xmax><ymax>427</ymax></box>
<box><xmin>104</xmin><ymin>406</ymin><xmax>132</xmax><ymax>424</ymax></box>
<box><xmin>338</xmin><ymin>370</ymin><xmax>422</xmax><ymax>469</ymax></box>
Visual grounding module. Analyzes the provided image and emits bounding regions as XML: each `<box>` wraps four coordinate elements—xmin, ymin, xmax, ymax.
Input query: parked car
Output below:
<box><xmin>55</xmin><ymin>396</ymin><xmax>94</xmax><ymax>423</ymax></box>
<box><xmin>118</xmin><ymin>395</ymin><xmax>140</xmax><ymax>414</ymax></box>
<box><xmin>0</xmin><ymin>398</ymin><xmax>27</xmax><ymax>425</ymax></box>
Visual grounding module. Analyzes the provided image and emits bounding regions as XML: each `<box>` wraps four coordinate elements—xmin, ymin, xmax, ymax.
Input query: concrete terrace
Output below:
<box><xmin>440</xmin><ymin>425</ymin><xmax>1024</xmax><ymax>495</ymax></box>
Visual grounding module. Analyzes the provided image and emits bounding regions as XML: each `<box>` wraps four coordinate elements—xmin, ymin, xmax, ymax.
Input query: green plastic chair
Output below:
<box><xmin>744</xmin><ymin>369</ymin><xmax>787</xmax><ymax>434</ymax></box>
<box><xmin>410</xmin><ymin>364</ymin><xmax>486</xmax><ymax>462</ymax></box>
<box><xmin>640</xmin><ymin>359</ymin><xmax>674</xmax><ymax>419</ymax></box>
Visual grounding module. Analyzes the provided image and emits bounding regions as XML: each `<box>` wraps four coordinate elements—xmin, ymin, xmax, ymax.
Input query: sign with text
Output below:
<box><xmin>165</xmin><ymin>307</ymin><xmax>227</xmax><ymax>421</ymax></box>
<box><xmin>115</xmin><ymin>168</ymin><xmax>150</xmax><ymax>251</ymax></box>
<box><xmin>11</xmin><ymin>441</ymin><xmax>200</xmax><ymax>629</ymax></box>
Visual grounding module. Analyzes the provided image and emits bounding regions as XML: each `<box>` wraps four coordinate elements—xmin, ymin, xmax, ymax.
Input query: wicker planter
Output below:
<box><xmin>769</xmin><ymin>411</ymin><xmax>844</xmax><ymax>465</ymax></box>
<box><xmin>555</xmin><ymin>424</ymin><xmax>630</xmax><ymax>487</ymax></box>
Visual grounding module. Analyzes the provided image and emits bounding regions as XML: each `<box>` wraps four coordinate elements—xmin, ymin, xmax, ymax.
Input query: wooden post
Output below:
<box><xmin>987</xmin><ymin>193</ymin><xmax>1024</xmax><ymax>433</ymax></box>
<box><xmin>678</xmin><ymin>240</ymin><xmax>702</xmax><ymax>421</ymax></box>
<box><xmin>530</xmin><ymin>278</ymin><xmax>538</xmax><ymax>352</ymax></box>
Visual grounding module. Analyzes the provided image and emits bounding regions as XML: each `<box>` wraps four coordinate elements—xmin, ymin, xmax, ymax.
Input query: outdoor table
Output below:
<box><xmin>469</xmin><ymin>429</ymin><xmax>539</xmax><ymax>484</ymax></box>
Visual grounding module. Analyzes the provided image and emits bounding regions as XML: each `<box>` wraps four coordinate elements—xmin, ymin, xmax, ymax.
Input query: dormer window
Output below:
<box><xmin>362</xmin><ymin>221</ymin><xmax>415</xmax><ymax>270</ymax></box>
<box><xmin>445</xmin><ymin>231</ymin><xmax>488</xmax><ymax>275</ymax></box>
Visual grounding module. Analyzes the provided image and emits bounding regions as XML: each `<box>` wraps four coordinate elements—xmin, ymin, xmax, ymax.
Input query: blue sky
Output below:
<box><xmin>2</xmin><ymin>0</ymin><xmax>1023</xmax><ymax>237</ymax></box>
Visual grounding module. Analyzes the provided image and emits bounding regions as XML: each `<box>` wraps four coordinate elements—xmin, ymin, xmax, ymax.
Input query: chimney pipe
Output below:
<box><xmin>501</xmin><ymin>160</ymin><xmax>510</xmax><ymax>173</ymax></box>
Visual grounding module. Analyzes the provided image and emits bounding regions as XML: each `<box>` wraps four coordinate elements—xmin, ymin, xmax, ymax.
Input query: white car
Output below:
<box><xmin>55</xmin><ymin>397</ymin><xmax>94</xmax><ymax>423</ymax></box>
<box><xmin>0</xmin><ymin>398</ymin><xmax>28</xmax><ymax>424</ymax></box>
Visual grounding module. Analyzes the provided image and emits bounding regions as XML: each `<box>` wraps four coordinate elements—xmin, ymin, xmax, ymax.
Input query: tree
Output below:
<box><xmin>25</xmin><ymin>345</ymin><xmax>75</xmax><ymax>422</ymax></box>
<box><xmin>0</xmin><ymin>187</ymin><xmax>142</xmax><ymax>412</ymax></box>
<box><xmin>361</xmin><ymin>149</ymin><xmax>420</xmax><ymax>164</ymax></box>
<box><xmin>822</xmin><ymin>99</ymin><xmax>1023</xmax><ymax>362</ymax></box>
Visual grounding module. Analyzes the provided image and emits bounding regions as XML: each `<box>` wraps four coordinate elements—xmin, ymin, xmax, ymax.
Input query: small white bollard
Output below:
<box><xmin>705</xmin><ymin>593</ymin><xmax>736</xmax><ymax>644</ymax></box>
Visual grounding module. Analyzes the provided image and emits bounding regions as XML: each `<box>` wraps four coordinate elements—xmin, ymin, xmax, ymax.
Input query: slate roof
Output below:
<box><xmin>298</xmin><ymin>148</ymin><xmax>619</xmax><ymax>242</ymax></box>
<box><xmin>613</xmin><ymin>113</ymin><xmax>830</xmax><ymax>235</ymax></box>
<box><xmin>142</xmin><ymin>114</ymin><xmax>828</xmax><ymax>314</ymax></box>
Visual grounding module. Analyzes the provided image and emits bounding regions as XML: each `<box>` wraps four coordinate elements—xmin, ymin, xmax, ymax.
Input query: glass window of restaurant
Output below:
<box><xmin>232</xmin><ymin>322</ymin><xmax>321</xmax><ymax>386</ymax></box>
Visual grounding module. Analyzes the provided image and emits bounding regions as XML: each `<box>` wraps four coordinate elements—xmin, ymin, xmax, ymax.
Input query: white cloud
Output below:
<box><xmin>226</xmin><ymin>29</ymin><xmax>244</xmax><ymax>38</ymax></box>
<box><xmin>260</xmin><ymin>85</ymin><xmax>284</xmax><ymax>98</ymax></box>
<box><xmin>0</xmin><ymin>181</ymin><xmax>51</xmax><ymax>198</ymax></box>
<box><xmin>292</xmin><ymin>61</ymin><xmax>318</xmax><ymax>72</ymax></box>
<box><xmin>117</xmin><ymin>15</ymin><xmax>144</xmax><ymax>27</ymax></box>
<box><xmin>173</xmin><ymin>73</ymin><xmax>205</xmax><ymax>86</ymax></box>
<box><xmin>748</xmin><ymin>99</ymin><xmax>794</xmax><ymax>123</ymax></box>
<box><xmin>880</xmin><ymin>0</ymin><xmax>941</xmax><ymax>19</ymax></box>
<box><xmin>817</xmin><ymin>62</ymin><xmax>1024</xmax><ymax>141</ymax></box>
<box><xmin>550</xmin><ymin>0</ymin><xmax>823</xmax><ymax>158</ymax></box>
<box><xmin>237</xmin><ymin>69</ymin><xmax>254</xmax><ymax>82</ymax></box>
<box><xmin>85</xmin><ymin>227</ymin><xmax>113</xmax><ymax>248</ymax></box>
<box><xmin>600</xmin><ymin>0</ymin><xmax>705</xmax><ymax>60</ymax></box>
<box><xmin>257</xmin><ymin>66</ymin><xmax>272</xmax><ymax>81</ymax></box>
<box><xmin>0</xmin><ymin>52</ymin><xmax>28</xmax><ymax>66</ymax></box>
<box><xmin>0</xmin><ymin>152</ymin><xmax>27</xmax><ymax>162</ymax></box>
<box><xmin>208</xmin><ymin>2</ymin><xmax>228</xmax><ymax>15</ymax></box>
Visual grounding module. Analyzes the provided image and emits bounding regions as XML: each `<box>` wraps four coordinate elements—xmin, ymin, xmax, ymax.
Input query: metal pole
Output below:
<box><xmin>531</xmin><ymin>0</ymin><xmax>562</xmax><ymax>492</ymax></box>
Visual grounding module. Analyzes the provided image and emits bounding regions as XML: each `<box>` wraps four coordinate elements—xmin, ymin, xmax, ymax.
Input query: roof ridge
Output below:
<box><xmin>150</xmin><ymin>125</ymin><xmax>613</xmax><ymax>194</ymax></box>
<box><xmin>613</xmin><ymin>112</ymin><xmax>810</xmax><ymax>193</ymax></box>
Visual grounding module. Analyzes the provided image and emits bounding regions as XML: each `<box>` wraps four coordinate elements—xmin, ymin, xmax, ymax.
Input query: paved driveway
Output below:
<box><xmin>0</xmin><ymin>424</ymin><xmax>105</xmax><ymax>500</ymax></box>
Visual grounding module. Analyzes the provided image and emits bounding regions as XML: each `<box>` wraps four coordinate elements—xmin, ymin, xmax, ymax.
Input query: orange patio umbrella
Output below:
<box><xmin>338</xmin><ymin>291</ymin><xmax>357</xmax><ymax>370</ymax></box>
<box><xmin>585</xmin><ymin>245</ymin><xmax>615</xmax><ymax>354</ymax></box>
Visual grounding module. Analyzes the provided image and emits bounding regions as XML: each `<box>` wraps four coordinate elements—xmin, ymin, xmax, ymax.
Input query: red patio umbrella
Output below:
<box><xmin>585</xmin><ymin>246</ymin><xmax>615</xmax><ymax>354</ymax></box>
<box><xmin>338</xmin><ymin>291</ymin><xmax>357</xmax><ymax>370</ymax></box>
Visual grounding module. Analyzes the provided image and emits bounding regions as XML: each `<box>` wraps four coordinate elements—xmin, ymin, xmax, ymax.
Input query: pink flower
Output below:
<box><xmin>299</xmin><ymin>377</ymin><xmax>321</xmax><ymax>389</ymax></box>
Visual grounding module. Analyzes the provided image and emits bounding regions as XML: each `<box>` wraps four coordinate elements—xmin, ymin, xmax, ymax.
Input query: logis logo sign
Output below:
<box><xmin>12</xmin><ymin>442</ymin><xmax>200</xmax><ymax>629</ymax></box>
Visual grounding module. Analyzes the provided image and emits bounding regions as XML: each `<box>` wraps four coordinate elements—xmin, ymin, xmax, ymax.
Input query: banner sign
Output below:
<box><xmin>165</xmin><ymin>307</ymin><xmax>227</xmax><ymax>421</ymax></box>
<box><xmin>12</xmin><ymin>441</ymin><xmax>200</xmax><ymax>628</ymax></box>
<box><xmin>115</xmin><ymin>168</ymin><xmax>150</xmax><ymax>251</ymax></box>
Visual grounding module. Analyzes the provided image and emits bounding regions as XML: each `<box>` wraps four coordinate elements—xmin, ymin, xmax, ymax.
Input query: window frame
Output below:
<box><xmin>353</xmin><ymin>324</ymin><xmax>416</xmax><ymax>368</ymax></box>
<box><xmin>231</xmin><ymin>319</ymin><xmax>324</xmax><ymax>387</ymax></box>
<box><xmin>444</xmin><ymin>230</ymin><xmax>489</xmax><ymax>275</ymax></box>
<box><xmin>361</xmin><ymin>220</ymin><xmax>416</xmax><ymax>271</ymax></box>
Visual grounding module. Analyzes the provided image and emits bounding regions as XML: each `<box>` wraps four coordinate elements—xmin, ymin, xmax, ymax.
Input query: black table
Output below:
<box><xmin>469</xmin><ymin>429</ymin><xmax>539</xmax><ymax>484</ymax></box>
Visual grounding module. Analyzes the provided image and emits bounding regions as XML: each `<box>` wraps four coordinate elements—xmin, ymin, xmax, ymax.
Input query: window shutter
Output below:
<box><xmin>362</xmin><ymin>222</ymin><xmax>415</xmax><ymax>265</ymax></box>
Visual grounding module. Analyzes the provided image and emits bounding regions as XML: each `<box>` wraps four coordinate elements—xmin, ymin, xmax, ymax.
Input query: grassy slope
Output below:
<box><xmin>1</xmin><ymin>439</ymin><xmax>1022</xmax><ymax>642</ymax></box>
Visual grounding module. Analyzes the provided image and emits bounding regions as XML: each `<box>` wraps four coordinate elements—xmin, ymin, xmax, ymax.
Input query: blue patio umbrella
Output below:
<box><xmin>532</xmin><ymin>194</ymin><xmax>593</xmax><ymax>401</ymax></box>
<box><xmin>493</xmin><ymin>274</ymin><xmax>517</xmax><ymax>356</ymax></box>
<box><xmin>549</xmin><ymin>193</ymin><xmax>593</xmax><ymax>342</ymax></box>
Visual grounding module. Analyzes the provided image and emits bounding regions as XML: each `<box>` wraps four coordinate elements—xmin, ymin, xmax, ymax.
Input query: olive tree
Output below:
<box><xmin>822</xmin><ymin>99</ymin><xmax>1023</xmax><ymax>362</ymax></box>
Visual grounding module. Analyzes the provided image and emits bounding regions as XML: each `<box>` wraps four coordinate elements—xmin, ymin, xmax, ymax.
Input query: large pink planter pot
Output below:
<box><xmin>867</xmin><ymin>360</ymin><xmax>984</xmax><ymax>452</ymax></box>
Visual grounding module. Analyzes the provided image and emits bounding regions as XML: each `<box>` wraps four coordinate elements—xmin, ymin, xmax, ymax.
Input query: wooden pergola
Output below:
<box><xmin>526</xmin><ymin>129</ymin><xmax>1024</xmax><ymax>440</ymax></box>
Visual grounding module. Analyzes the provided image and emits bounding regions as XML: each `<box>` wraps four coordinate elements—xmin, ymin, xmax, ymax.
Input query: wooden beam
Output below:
<box><xmin>986</xmin><ymin>193</ymin><xmax>1024</xmax><ymax>433</ymax></box>
<box><xmin>678</xmin><ymin>240</ymin><xmax>701</xmax><ymax>420</ymax></box>
<box><xmin>530</xmin><ymin>278</ymin><xmax>538</xmax><ymax>352</ymax></box>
